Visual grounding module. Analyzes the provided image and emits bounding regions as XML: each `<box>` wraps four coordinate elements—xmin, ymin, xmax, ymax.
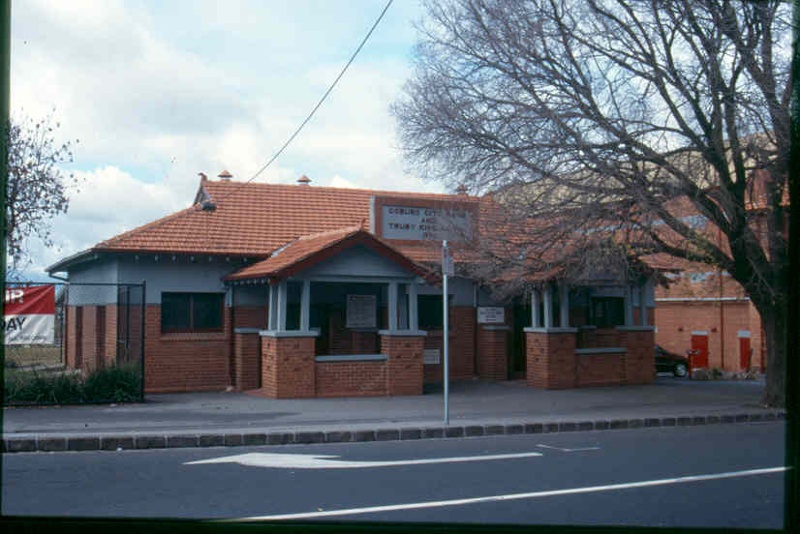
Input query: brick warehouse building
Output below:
<box><xmin>47</xmin><ymin>173</ymin><xmax>659</xmax><ymax>397</ymax></box>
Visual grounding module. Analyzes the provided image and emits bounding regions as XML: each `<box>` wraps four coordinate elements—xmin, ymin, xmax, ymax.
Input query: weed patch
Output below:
<box><xmin>4</xmin><ymin>363</ymin><xmax>141</xmax><ymax>406</ymax></box>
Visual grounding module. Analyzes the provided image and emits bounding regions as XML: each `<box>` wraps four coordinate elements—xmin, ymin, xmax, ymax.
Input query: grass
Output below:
<box><xmin>4</xmin><ymin>345</ymin><xmax>63</xmax><ymax>368</ymax></box>
<box><xmin>3</xmin><ymin>363</ymin><xmax>142</xmax><ymax>406</ymax></box>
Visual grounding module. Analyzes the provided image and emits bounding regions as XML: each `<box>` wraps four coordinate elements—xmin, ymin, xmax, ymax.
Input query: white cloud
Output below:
<box><xmin>10</xmin><ymin>0</ymin><xmax>448</xmax><ymax>278</ymax></box>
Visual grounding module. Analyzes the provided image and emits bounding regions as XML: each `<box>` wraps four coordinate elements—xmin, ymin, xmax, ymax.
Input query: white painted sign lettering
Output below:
<box><xmin>381</xmin><ymin>205</ymin><xmax>473</xmax><ymax>242</ymax></box>
<box><xmin>477</xmin><ymin>307</ymin><xmax>505</xmax><ymax>324</ymax></box>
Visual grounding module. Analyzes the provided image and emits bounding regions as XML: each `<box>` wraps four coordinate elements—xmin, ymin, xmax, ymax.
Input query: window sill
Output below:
<box><xmin>160</xmin><ymin>332</ymin><xmax>227</xmax><ymax>342</ymax></box>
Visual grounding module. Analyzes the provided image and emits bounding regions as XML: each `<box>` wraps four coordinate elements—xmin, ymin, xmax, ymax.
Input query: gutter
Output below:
<box><xmin>45</xmin><ymin>248</ymin><xmax>100</xmax><ymax>274</ymax></box>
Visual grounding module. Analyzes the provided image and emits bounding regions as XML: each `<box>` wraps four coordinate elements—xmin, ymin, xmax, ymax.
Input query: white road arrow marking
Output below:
<box><xmin>184</xmin><ymin>451</ymin><xmax>543</xmax><ymax>469</ymax></box>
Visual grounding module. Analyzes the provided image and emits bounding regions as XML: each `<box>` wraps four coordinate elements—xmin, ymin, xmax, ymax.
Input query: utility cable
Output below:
<box><xmin>215</xmin><ymin>0</ymin><xmax>395</xmax><ymax>205</ymax></box>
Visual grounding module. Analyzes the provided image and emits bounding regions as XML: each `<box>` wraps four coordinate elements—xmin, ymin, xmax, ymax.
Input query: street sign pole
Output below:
<box><xmin>442</xmin><ymin>240</ymin><xmax>453</xmax><ymax>425</ymax></box>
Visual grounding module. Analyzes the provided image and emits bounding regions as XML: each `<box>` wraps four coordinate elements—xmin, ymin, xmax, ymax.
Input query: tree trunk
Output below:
<box><xmin>758</xmin><ymin>298</ymin><xmax>787</xmax><ymax>407</ymax></box>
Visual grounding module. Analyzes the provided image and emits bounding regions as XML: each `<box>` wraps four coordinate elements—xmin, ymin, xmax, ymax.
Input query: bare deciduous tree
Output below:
<box><xmin>6</xmin><ymin>113</ymin><xmax>77</xmax><ymax>275</ymax></box>
<box><xmin>394</xmin><ymin>0</ymin><xmax>792</xmax><ymax>406</ymax></box>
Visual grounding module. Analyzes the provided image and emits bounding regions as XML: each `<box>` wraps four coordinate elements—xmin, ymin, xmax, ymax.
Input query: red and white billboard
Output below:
<box><xmin>3</xmin><ymin>285</ymin><xmax>56</xmax><ymax>345</ymax></box>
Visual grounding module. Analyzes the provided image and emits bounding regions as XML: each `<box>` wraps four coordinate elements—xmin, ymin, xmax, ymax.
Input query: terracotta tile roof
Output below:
<box><xmin>225</xmin><ymin>227</ymin><xmax>437</xmax><ymax>283</ymax></box>
<box><xmin>91</xmin><ymin>180</ymin><xmax>478</xmax><ymax>263</ymax></box>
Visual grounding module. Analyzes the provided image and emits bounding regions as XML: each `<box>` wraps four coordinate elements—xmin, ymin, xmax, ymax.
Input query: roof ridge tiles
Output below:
<box><xmin>203</xmin><ymin>179</ymin><xmax>479</xmax><ymax>202</ymax></box>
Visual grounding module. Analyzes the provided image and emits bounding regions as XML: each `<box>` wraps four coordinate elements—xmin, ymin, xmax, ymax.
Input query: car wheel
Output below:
<box><xmin>673</xmin><ymin>362</ymin><xmax>688</xmax><ymax>378</ymax></box>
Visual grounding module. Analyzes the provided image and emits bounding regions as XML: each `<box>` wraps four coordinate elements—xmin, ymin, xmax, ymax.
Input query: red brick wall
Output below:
<box><xmin>65</xmin><ymin>306</ymin><xmax>81</xmax><ymax>370</ymax></box>
<box><xmin>618</xmin><ymin>329</ymin><xmax>655</xmax><ymax>384</ymax></box>
<box><xmin>528</xmin><ymin>328</ymin><xmax>654</xmax><ymax>389</ymax></box>
<box><xmin>575</xmin><ymin>352</ymin><xmax>624</xmax><ymax>387</ymax></box>
<box><xmin>144</xmin><ymin>305</ymin><xmax>232</xmax><ymax>393</ymax></box>
<box><xmin>477</xmin><ymin>327</ymin><xmax>508</xmax><ymax>380</ymax></box>
<box><xmin>261</xmin><ymin>335</ymin><xmax>316</xmax><ymax>398</ymax></box>
<box><xmin>383</xmin><ymin>335</ymin><xmax>424</xmax><ymax>395</ymax></box>
<box><xmin>233</xmin><ymin>305</ymin><xmax>267</xmax><ymax>329</ymax></box>
<box><xmin>423</xmin><ymin>306</ymin><xmax>476</xmax><ymax>383</ymax></box>
<box><xmin>655</xmin><ymin>300</ymin><xmax>761</xmax><ymax>371</ymax></box>
<box><xmin>80</xmin><ymin>306</ymin><xmax>102</xmax><ymax>372</ymax></box>
<box><xmin>578</xmin><ymin>327</ymin><xmax>619</xmax><ymax>348</ymax></box>
<box><xmin>234</xmin><ymin>332</ymin><xmax>261</xmax><ymax>391</ymax></box>
<box><xmin>315</xmin><ymin>361</ymin><xmax>387</xmax><ymax>397</ymax></box>
<box><xmin>526</xmin><ymin>331</ymin><xmax>577</xmax><ymax>389</ymax></box>
<box><xmin>103</xmin><ymin>305</ymin><xmax>118</xmax><ymax>368</ymax></box>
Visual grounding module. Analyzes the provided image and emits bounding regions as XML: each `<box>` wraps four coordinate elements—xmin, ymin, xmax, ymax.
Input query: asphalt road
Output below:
<box><xmin>2</xmin><ymin>421</ymin><xmax>785</xmax><ymax>529</ymax></box>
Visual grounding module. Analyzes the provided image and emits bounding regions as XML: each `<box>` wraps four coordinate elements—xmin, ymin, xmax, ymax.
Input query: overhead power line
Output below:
<box><xmin>217</xmin><ymin>0</ymin><xmax>395</xmax><ymax>204</ymax></box>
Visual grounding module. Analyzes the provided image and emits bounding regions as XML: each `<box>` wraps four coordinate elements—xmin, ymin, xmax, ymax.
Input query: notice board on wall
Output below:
<box><xmin>346</xmin><ymin>294</ymin><xmax>376</xmax><ymax>329</ymax></box>
<box><xmin>477</xmin><ymin>306</ymin><xmax>505</xmax><ymax>324</ymax></box>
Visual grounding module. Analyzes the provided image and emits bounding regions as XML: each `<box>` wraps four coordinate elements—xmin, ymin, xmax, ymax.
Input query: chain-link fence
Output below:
<box><xmin>3</xmin><ymin>282</ymin><xmax>145</xmax><ymax>405</ymax></box>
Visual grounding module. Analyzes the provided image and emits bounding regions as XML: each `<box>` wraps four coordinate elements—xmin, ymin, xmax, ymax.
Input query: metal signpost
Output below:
<box><xmin>442</xmin><ymin>240</ymin><xmax>454</xmax><ymax>425</ymax></box>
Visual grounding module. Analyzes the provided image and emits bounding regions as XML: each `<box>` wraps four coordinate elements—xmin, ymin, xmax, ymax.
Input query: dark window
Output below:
<box><xmin>418</xmin><ymin>294</ymin><xmax>451</xmax><ymax>330</ymax></box>
<box><xmin>590</xmin><ymin>297</ymin><xmax>625</xmax><ymax>328</ymax></box>
<box><xmin>161</xmin><ymin>292</ymin><xmax>224</xmax><ymax>333</ymax></box>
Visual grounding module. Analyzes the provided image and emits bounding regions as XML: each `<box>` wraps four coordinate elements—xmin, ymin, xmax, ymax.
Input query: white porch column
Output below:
<box><xmin>531</xmin><ymin>289</ymin><xmax>541</xmax><ymax>328</ymax></box>
<box><xmin>624</xmin><ymin>285</ymin><xmax>634</xmax><ymax>326</ymax></box>
<box><xmin>639</xmin><ymin>281</ymin><xmax>648</xmax><ymax>327</ymax></box>
<box><xmin>268</xmin><ymin>283</ymin><xmax>278</xmax><ymax>330</ymax></box>
<box><xmin>300</xmin><ymin>279</ymin><xmax>311</xmax><ymax>331</ymax></box>
<box><xmin>559</xmin><ymin>282</ymin><xmax>570</xmax><ymax>328</ymax></box>
<box><xmin>388</xmin><ymin>281</ymin><xmax>398</xmax><ymax>331</ymax></box>
<box><xmin>543</xmin><ymin>285</ymin><xmax>553</xmax><ymax>328</ymax></box>
<box><xmin>409</xmin><ymin>282</ymin><xmax>419</xmax><ymax>331</ymax></box>
<box><xmin>276</xmin><ymin>280</ymin><xmax>287</xmax><ymax>331</ymax></box>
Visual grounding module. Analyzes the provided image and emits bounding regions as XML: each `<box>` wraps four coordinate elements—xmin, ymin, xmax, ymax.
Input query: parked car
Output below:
<box><xmin>655</xmin><ymin>345</ymin><xmax>689</xmax><ymax>377</ymax></box>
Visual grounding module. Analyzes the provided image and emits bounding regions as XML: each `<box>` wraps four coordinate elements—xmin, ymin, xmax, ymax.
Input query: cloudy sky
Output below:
<box><xmin>11</xmin><ymin>0</ymin><xmax>439</xmax><ymax>279</ymax></box>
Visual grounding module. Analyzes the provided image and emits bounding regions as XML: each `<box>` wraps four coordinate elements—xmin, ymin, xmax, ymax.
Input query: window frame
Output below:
<box><xmin>161</xmin><ymin>292</ymin><xmax>225</xmax><ymax>334</ymax></box>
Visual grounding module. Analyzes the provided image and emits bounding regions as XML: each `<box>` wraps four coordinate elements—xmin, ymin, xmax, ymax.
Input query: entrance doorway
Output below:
<box><xmin>508</xmin><ymin>303</ymin><xmax>529</xmax><ymax>379</ymax></box>
<box><xmin>690</xmin><ymin>331</ymin><xmax>709</xmax><ymax>369</ymax></box>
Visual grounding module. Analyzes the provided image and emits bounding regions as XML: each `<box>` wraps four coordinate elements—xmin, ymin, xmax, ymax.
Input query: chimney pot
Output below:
<box><xmin>297</xmin><ymin>175</ymin><xmax>312</xmax><ymax>186</ymax></box>
<box><xmin>218</xmin><ymin>170</ymin><xmax>233</xmax><ymax>181</ymax></box>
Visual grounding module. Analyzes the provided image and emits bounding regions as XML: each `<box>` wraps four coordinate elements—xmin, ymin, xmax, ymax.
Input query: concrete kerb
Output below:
<box><xmin>2</xmin><ymin>411</ymin><xmax>785</xmax><ymax>454</ymax></box>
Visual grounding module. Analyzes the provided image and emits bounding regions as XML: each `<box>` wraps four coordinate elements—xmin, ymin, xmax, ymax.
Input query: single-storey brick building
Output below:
<box><xmin>48</xmin><ymin>173</ymin><xmax>658</xmax><ymax>396</ymax></box>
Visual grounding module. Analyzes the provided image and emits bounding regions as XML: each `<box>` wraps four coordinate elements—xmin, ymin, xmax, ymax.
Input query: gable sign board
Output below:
<box><xmin>379</xmin><ymin>204</ymin><xmax>474</xmax><ymax>242</ymax></box>
<box><xmin>4</xmin><ymin>285</ymin><xmax>56</xmax><ymax>345</ymax></box>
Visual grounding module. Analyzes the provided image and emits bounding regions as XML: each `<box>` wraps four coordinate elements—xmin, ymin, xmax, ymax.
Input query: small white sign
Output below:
<box><xmin>423</xmin><ymin>349</ymin><xmax>441</xmax><ymax>365</ymax></box>
<box><xmin>442</xmin><ymin>243</ymin><xmax>454</xmax><ymax>277</ymax></box>
<box><xmin>346</xmin><ymin>294</ymin><xmax>376</xmax><ymax>329</ymax></box>
<box><xmin>477</xmin><ymin>307</ymin><xmax>505</xmax><ymax>324</ymax></box>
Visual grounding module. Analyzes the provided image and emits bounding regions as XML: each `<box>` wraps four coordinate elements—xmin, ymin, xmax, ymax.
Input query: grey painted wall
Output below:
<box><xmin>417</xmin><ymin>277</ymin><xmax>499</xmax><ymax>307</ymax></box>
<box><xmin>117</xmin><ymin>257</ymin><xmax>235</xmax><ymax>304</ymax></box>
<box><xmin>232</xmin><ymin>285</ymin><xmax>268</xmax><ymax>306</ymax></box>
<box><xmin>301</xmin><ymin>245</ymin><xmax>417</xmax><ymax>279</ymax></box>
<box><xmin>66</xmin><ymin>259</ymin><xmax>119</xmax><ymax>305</ymax></box>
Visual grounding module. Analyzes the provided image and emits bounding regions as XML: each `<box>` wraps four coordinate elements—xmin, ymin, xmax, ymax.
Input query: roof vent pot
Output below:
<box><xmin>297</xmin><ymin>175</ymin><xmax>311</xmax><ymax>186</ymax></box>
<box><xmin>218</xmin><ymin>170</ymin><xmax>233</xmax><ymax>181</ymax></box>
<box><xmin>455</xmin><ymin>184</ymin><xmax>469</xmax><ymax>196</ymax></box>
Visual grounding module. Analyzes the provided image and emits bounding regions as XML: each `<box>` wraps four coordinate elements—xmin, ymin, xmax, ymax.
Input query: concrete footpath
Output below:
<box><xmin>2</xmin><ymin>376</ymin><xmax>785</xmax><ymax>453</ymax></box>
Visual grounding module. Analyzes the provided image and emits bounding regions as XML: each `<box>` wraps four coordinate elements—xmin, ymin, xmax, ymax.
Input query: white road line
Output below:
<box><xmin>223</xmin><ymin>466</ymin><xmax>787</xmax><ymax>522</ymax></box>
<box><xmin>536</xmin><ymin>444</ymin><xmax>601</xmax><ymax>452</ymax></box>
<box><xmin>185</xmin><ymin>451</ymin><xmax>543</xmax><ymax>469</ymax></box>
